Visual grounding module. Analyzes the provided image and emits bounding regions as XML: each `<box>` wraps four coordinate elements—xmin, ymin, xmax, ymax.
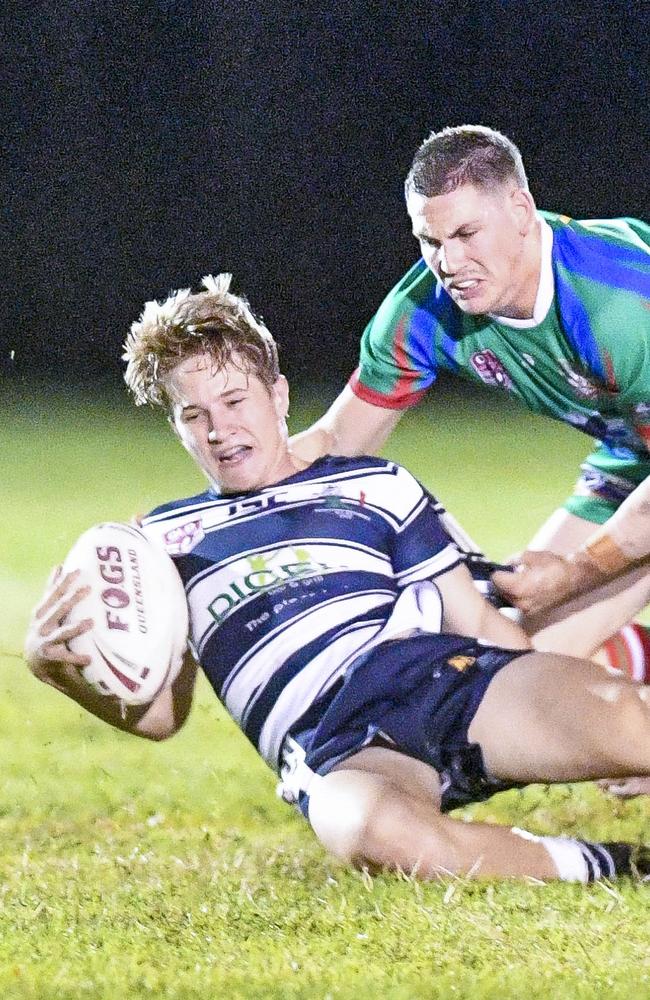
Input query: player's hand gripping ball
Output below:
<box><xmin>60</xmin><ymin>522</ymin><xmax>189</xmax><ymax>704</ymax></box>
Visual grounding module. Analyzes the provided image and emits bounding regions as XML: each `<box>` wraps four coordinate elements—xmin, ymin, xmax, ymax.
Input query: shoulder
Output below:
<box><xmin>367</xmin><ymin>258</ymin><xmax>447</xmax><ymax>334</ymax></box>
<box><xmin>140</xmin><ymin>490</ymin><xmax>221</xmax><ymax>552</ymax></box>
<box><xmin>308</xmin><ymin>454</ymin><xmax>417</xmax><ymax>484</ymax></box>
<box><xmin>304</xmin><ymin>456</ymin><xmax>428</xmax><ymax>522</ymax></box>
<box><xmin>544</xmin><ymin>211</ymin><xmax>650</xmax><ymax>267</ymax></box>
<box><xmin>309</xmin><ymin>454</ymin><xmax>394</xmax><ymax>476</ymax></box>
<box><xmin>543</xmin><ymin>211</ymin><xmax>649</xmax><ymax>307</ymax></box>
<box><xmin>143</xmin><ymin>489</ymin><xmax>216</xmax><ymax>522</ymax></box>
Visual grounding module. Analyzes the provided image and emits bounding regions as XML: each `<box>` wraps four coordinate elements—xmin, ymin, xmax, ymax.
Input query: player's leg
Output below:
<box><xmin>468</xmin><ymin>651</ymin><xmax>650</xmax><ymax>782</ymax></box>
<box><xmin>524</xmin><ymin>507</ymin><xmax>650</xmax><ymax>664</ymax></box>
<box><xmin>307</xmin><ymin>745</ymin><xmax>645</xmax><ymax>882</ymax></box>
<box><xmin>303</xmin><ymin>638</ymin><xmax>650</xmax><ymax>883</ymax></box>
<box><xmin>308</xmin><ymin>751</ymin><xmax>558</xmax><ymax>879</ymax></box>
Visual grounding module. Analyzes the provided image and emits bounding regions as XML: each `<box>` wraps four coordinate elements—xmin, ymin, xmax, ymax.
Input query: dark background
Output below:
<box><xmin>4</xmin><ymin>1</ymin><xmax>649</xmax><ymax>392</ymax></box>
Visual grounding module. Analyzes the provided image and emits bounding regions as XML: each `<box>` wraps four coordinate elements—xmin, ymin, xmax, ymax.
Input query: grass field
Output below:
<box><xmin>2</xmin><ymin>380</ymin><xmax>650</xmax><ymax>999</ymax></box>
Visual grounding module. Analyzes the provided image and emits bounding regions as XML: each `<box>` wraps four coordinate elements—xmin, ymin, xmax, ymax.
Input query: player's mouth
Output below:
<box><xmin>216</xmin><ymin>444</ymin><xmax>253</xmax><ymax>466</ymax></box>
<box><xmin>448</xmin><ymin>279</ymin><xmax>483</xmax><ymax>301</ymax></box>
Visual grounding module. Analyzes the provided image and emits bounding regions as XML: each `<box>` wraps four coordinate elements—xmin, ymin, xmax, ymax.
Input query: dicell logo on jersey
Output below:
<box><xmin>469</xmin><ymin>350</ymin><xmax>513</xmax><ymax>390</ymax></box>
<box><xmin>163</xmin><ymin>519</ymin><xmax>205</xmax><ymax>555</ymax></box>
<box><xmin>207</xmin><ymin>548</ymin><xmax>330</xmax><ymax>624</ymax></box>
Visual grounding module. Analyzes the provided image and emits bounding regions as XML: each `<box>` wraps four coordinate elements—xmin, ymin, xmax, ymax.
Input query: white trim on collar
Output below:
<box><xmin>488</xmin><ymin>217</ymin><xmax>554</xmax><ymax>329</ymax></box>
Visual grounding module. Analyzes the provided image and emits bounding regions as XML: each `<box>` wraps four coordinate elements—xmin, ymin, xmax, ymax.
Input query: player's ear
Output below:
<box><xmin>273</xmin><ymin>374</ymin><xmax>290</xmax><ymax>419</ymax></box>
<box><xmin>510</xmin><ymin>187</ymin><xmax>536</xmax><ymax>234</ymax></box>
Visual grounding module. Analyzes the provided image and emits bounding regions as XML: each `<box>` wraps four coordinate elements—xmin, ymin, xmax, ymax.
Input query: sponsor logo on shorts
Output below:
<box><xmin>633</xmin><ymin>403</ymin><xmax>650</xmax><ymax>450</ymax></box>
<box><xmin>447</xmin><ymin>655</ymin><xmax>476</xmax><ymax>672</ymax></box>
<box><xmin>469</xmin><ymin>350</ymin><xmax>513</xmax><ymax>390</ymax></box>
<box><xmin>576</xmin><ymin>467</ymin><xmax>637</xmax><ymax>504</ymax></box>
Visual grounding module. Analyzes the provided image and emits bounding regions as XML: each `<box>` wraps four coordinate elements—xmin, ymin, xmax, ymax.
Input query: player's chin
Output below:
<box><xmin>453</xmin><ymin>292</ymin><xmax>492</xmax><ymax>315</ymax></box>
<box><xmin>212</xmin><ymin>463</ymin><xmax>262</xmax><ymax>495</ymax></box>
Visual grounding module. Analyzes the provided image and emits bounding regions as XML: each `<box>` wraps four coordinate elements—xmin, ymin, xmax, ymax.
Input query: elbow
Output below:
<box><xmin>138</xmin><ymin>723</ymin><xmax>179</xmax><ymax>742</ymax></box>
<box><xmin>132</xmin><ymin>695</ymin><xmax>191</xmax><ymax>741</ymax></box>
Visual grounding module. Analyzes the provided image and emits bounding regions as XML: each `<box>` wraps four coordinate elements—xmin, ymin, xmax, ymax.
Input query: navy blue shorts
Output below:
<box><xmin>284</xmin><ymin>634</ymin><xmax>526</xmax><ymax>817</ymax></box>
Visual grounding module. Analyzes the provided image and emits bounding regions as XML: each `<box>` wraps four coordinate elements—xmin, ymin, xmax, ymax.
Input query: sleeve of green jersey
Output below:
<box><xmin>349</xmin><ymin>259</ymin><xmax>439</xmax><ymax>410</ymax></box>
<box><xmin>575</xmin><ymin>217</ymin><xmax>650</xmax><ymax>393</ymax></box>
<box><xmin>592</xmin><ymin>288</ymin><xmax>650</xmax><ymax>396</ymax></box>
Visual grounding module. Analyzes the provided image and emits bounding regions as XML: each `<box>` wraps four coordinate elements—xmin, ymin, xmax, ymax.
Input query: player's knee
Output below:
<box><xmin>603</xmin><ymin>686</ymin><xmax>650</xmax><ymax>768</ymax></box>
<box><xmin>308</xmin><ymin>769</ymin><xmax>388</xmax><ymax>865</ymax></box>
<box><xmin>625</xmin><ymin>686</ymin><xmax>650</xmax><ymax>743</ymax></box>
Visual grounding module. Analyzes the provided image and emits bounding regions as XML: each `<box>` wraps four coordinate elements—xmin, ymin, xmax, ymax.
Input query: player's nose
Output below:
<box><xmin>438</xmin><ymin>242</ymin><xmax>464</xmax><ymax>276</ymax></box>
<box><xmin>206</xmin><ymin>410</ymin><xmax>236</xmax><ymax>444</ymax></box>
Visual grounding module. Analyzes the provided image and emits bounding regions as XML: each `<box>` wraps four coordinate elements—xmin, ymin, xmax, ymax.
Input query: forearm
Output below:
<box><xmin>476</xmin><ymin>600</ymin><xmax>531</xmax><ymax>650</ymax></box>
<box><xmin>533</xmin><ymin>489</ymin><xmax>650</xmax><ymax>607</ymax></box>
<box><xmin>438</xmin><ymin>565</ymin><xmax>530</xmax><ymax>650</ymax></box>
<box><xmin>25</xmin><ymin>568</ymin><xmax>197</xmax><ymax>741</ymax></box>
<box><xmin>34</xmin><ymin>651</ymin><xmax>197</xmax><ymax>740</ymax></box>
<box><xmin>35</xmin><ymin>661</ymin><xmax>157</xmax><ymax>735</ymax></box>
<box><xmin>492</xmin><ymin>480</ymin><xmax>650</xmax><ymax>614</ymax></box>
<box><xmin>576</xmin><ymin>480</ymin><xmax>650</xmax><ymax>581</ymax></box>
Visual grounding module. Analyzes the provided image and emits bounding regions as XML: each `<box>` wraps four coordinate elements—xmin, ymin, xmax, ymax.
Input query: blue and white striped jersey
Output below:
<box><xmin>142</xmin><ymin>455</ymin><xmax>468</xmax><ymax>772</ymax></box>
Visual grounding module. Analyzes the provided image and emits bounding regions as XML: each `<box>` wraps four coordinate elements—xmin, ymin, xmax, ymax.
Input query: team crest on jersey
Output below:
<box><xmin>469</xmin><ymin>350</ymin><xmax>513</xmax><ymax>390</ymax></box>
<box><xmin>163</xmin><ymin>518</ymin><xmax>205</xmax><ymax>554</ymax></box>
<box><xmin>315</xmin><ymin>485</ymin><xmax>370</xmax><ymax>521</ymax></box>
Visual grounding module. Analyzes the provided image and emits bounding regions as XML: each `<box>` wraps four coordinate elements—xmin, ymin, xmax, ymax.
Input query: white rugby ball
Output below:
<box><xmin>61</xmin><ymin>522</ymin><xmax>189</xmax><ymax>705</ymax></box>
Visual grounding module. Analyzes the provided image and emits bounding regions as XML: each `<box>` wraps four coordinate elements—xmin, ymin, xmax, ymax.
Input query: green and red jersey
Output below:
<box><xmin>350</xmin><ymin>213</ymin><xmax>650</xmax><ymax>521</ymax></box>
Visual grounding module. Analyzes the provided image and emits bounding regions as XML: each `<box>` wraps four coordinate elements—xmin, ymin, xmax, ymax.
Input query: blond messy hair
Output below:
<box><xmin>123</xmin><ymin>273</ymin><xmax>280</xmax><ymax>408</ymax></box>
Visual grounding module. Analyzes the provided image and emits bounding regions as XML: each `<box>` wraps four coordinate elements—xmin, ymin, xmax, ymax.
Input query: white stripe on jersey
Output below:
<box><xmin>395</xmin><ymin>543</ymin><xmax>462</xmax><ymax>586</ymax></box>
<box><xmin>224</xmin><ymin>590</ymin><xmax>394</xmax><ymax>720</ymax></box>
<box><xmin>257</xmin><ymin>621</ymin><xmax>384</xmax><ymax>766</ymax></box>
<box><xmin>145</xmin><ymin>461</ymin><xmax>427</xmax><ymax>535</ymax></box>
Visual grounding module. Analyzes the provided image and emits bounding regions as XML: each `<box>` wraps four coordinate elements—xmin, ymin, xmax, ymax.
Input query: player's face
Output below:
<box><xmin>407</xmin><ymin>182</ymin><xmax>538</xmax><ymax>318</ymax></box>
<box><xmin>168</xmin><ymin>354</ymin><xmax>298</xmax><ymax>494</ymax></box>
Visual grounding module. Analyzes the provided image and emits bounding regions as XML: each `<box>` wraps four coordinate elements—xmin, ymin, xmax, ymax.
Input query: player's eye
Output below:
<box><xmin>182</xmin><ymin>410</ymin><xmax>201</xmax><ymax>422</ymax></box>
<box><xmin>227</xmin><ymin>397</ymin><xmax>245</xmax><ymax>407</ymax></box>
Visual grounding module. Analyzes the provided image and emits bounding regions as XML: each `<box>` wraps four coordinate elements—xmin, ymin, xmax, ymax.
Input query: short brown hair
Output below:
<box><xmin>123</xmin><ymin>273</ymin><xmax>280</xmax><ymax>408</ymax></box>
<box><xmin>405</xmin><ymin>125</ymin><xmax>528</xmax><ymax>199</ymax></box>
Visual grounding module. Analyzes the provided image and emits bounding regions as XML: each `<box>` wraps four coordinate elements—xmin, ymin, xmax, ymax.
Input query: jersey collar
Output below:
<box><xmin>488</xmin><ymin>216</ymin><xmax>554</xmax><ymax>329</ymax></box>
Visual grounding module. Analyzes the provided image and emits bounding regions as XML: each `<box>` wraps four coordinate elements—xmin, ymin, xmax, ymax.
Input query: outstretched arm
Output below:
<box><xmin>492</xmin><ymin>477</ymin><xmax>650</xmax><ymax>615</ymax></box>
<box><xmin>289</xmin><ymin>385</ymin><xmax>403</xmax><ymax>463</ymax></box>
<box><xmin>24</xmin><ymin>568</ymin><xmax>198</xmax><ymax>740</ymax></box>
